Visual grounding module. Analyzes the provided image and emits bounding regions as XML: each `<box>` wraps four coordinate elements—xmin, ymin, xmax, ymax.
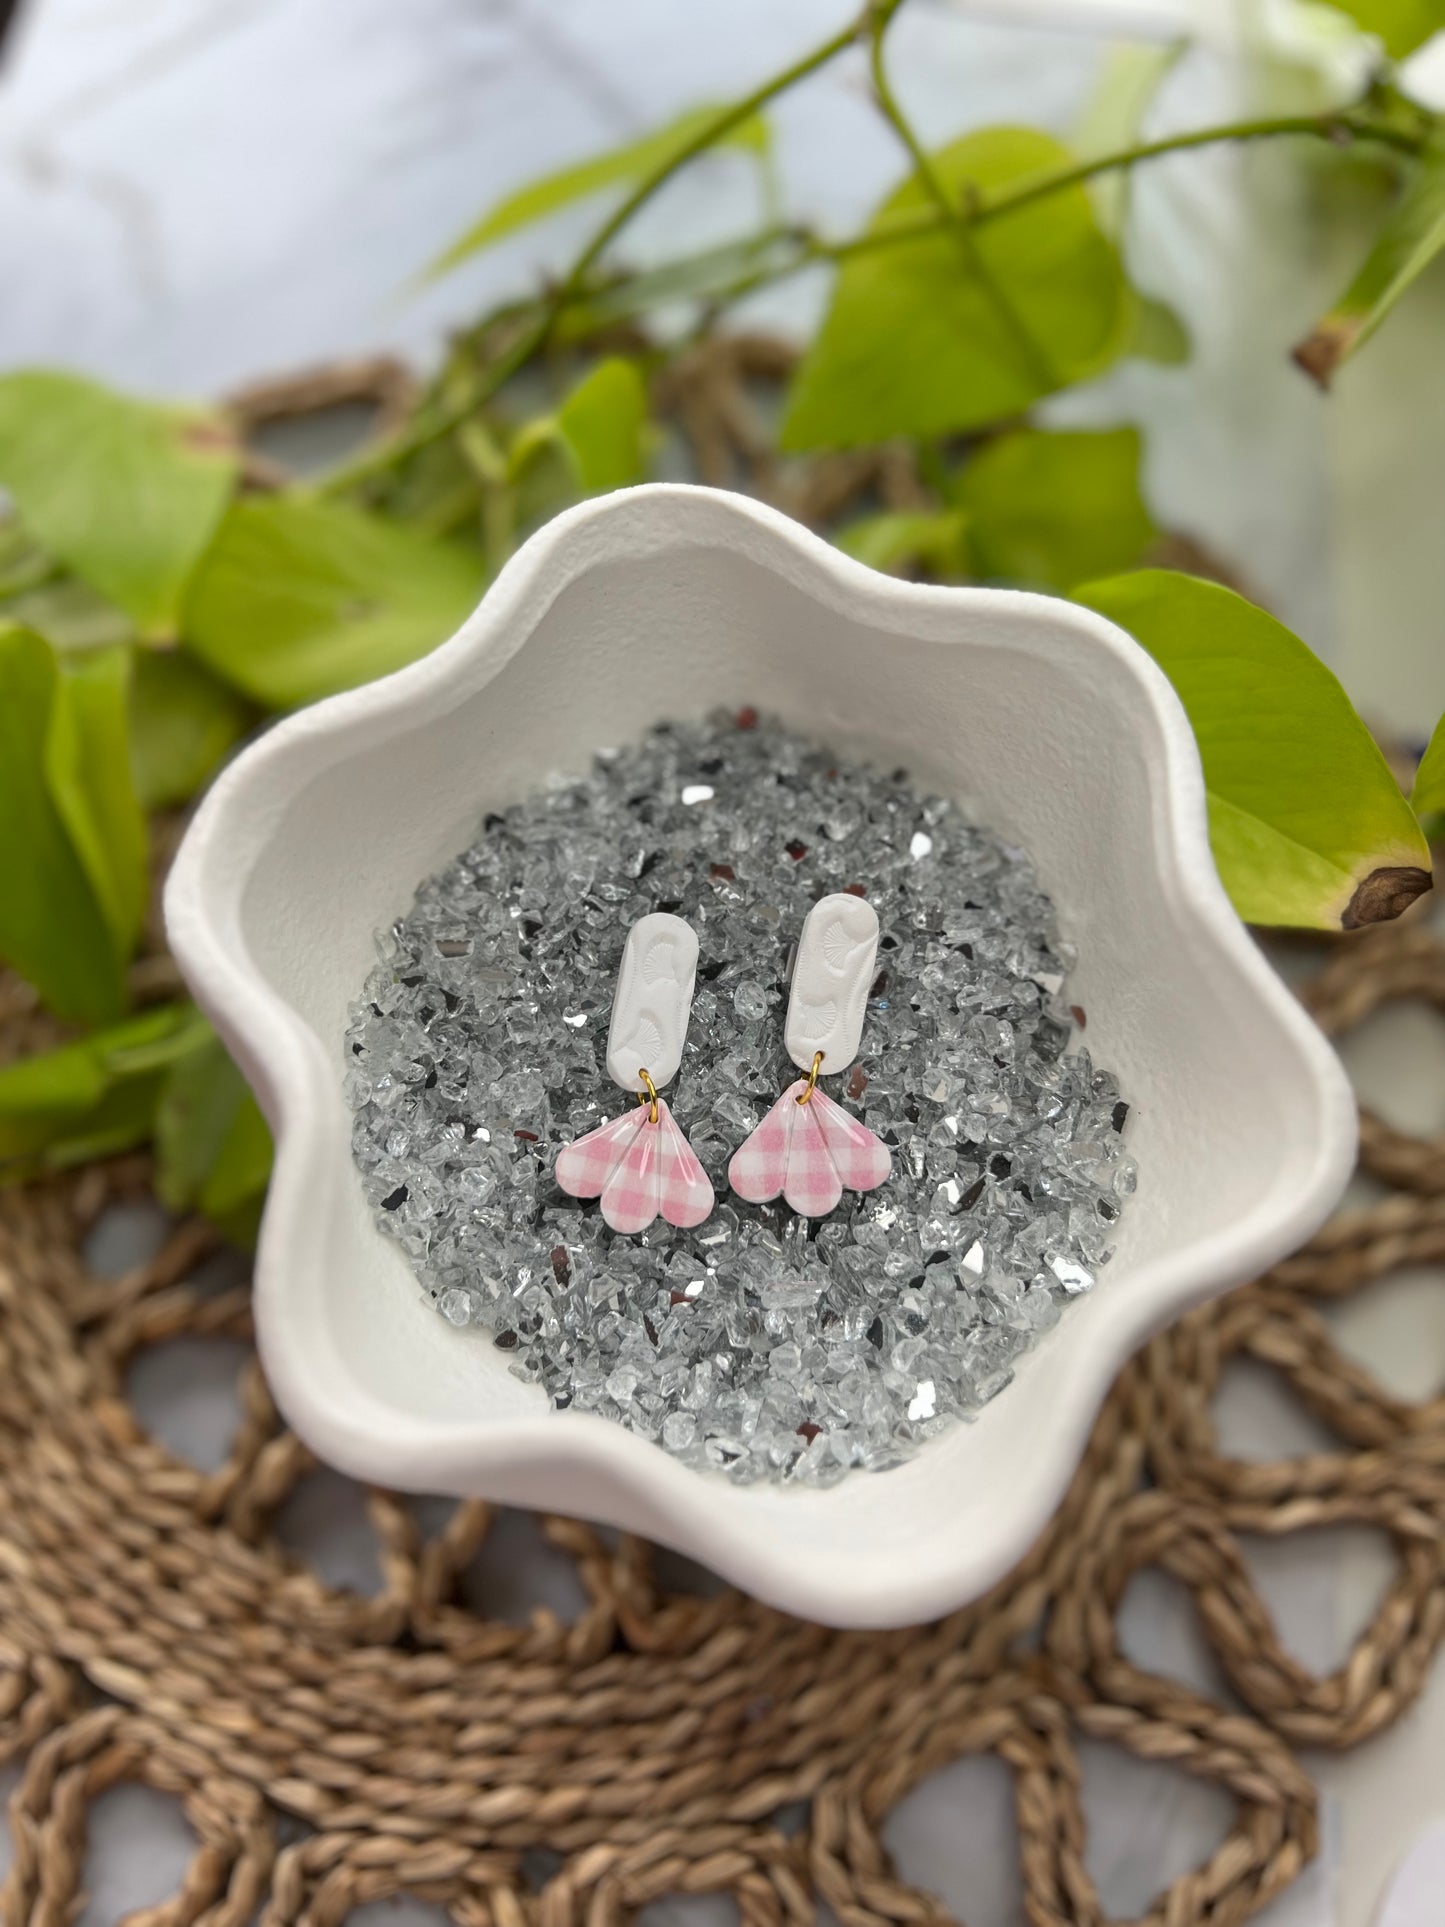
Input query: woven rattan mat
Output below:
<box><xmin>1</xmin><ymin>917</ymin><xmax>1443</xmax><ymax>1927</ymax></box>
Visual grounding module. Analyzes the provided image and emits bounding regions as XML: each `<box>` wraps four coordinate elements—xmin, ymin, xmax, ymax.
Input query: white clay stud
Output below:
<box><xmin>605</xmin><ymin>911</ymin><xmax>698</xmax><ymax>1092</ymax></box>
<box><xmin>556</xmin><ymin>912</ymin><xmax>712</xmax><ymax>1236</ymax></box>
<box><xmin>784</xmin><ymin>892</ymin><xmax>880</xmax><ymax>1076</ymax></box>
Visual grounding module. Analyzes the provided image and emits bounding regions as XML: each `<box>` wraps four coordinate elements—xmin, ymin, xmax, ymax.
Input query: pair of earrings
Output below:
<box><xmin>555</xmin><ymin>894</ymin><xmax>892</xmax><ymax>1234</ymax></box>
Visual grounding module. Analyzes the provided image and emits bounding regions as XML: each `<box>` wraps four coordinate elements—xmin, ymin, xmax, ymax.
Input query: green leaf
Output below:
<box><xmin>1126</xmin><ymin>294</ymin><xmax>1190</xmax><ymax>365</ymax></box>
<box><xmin>1074</xmin><ymin>570</ymin><xmax>1433</xmax><ymax>929</ymax></box>
<box><xmin>835</xmin><ymin>509</ymin><xmax>970</xmax><ymax>578</ymax></box>
<box><xmin>782</xmin><ymin>127</ymin><xmax>1130</xmax><ymax>450</ymax></box>
<box><xmin>1315</xmin><ymin>0</ymin><xmax>1445</xmax><ymax>57</ymax></box>
<box><xmin>155</xmin><ymin>1030</ymin><xmax>271</xmax><ymax>1243</ymax></box>
<box><xmin>955</xmin><ymin>429</ymin><xmax>1155</xmax><ymax>591</ymax></box>
<box><xmin>1</xmin><ymin>577</ymin><xmax>134</xmax><ymax>653</ymax></box>
<box><xmin>129</xmin><ymin>649</ymin><xmax>253</xmax><ymax>809</ymax></box>
<box><xmin>385</xmin><ymin>433</ymin><xmax>487</xmax><ymax>541</ymax></box>
<box><xmin>560</xmin><ymin>229</ymin><xmax>802</xmax><ymax>330</ymax></box>
<box><xmin>1074</xmin><ymin>41</ymin><xmax>1185</xmax><ymax>240</ymax></box>
<box><xmin>201</xmin><ymin>1095</ymin><xmax>271</xmax><ymax>1246</ymax></box>
<box><xmin>184</xmin><ymin>497</ymin><xmax>486</xmax><ymax>708</ymax></box>
<box><xmin>1412</xmin><ymin>711</ymin><xmax>1445</xmax><ymax>834</ymax></box>
<box><xmin>510</xmin><ymin>359</ymin><xmax>649</xmax><ymax>497</ymax></box>
<box><xmin>0</xmin><ymin>1003</ymin><xmax>209</xmax><ymax>1174</ymax></box>
<box><xmin>46</xmin><ymin>644</ymin><xmax>149</xmax><ymax>957</ymax></box>
<box><xmin>1294</xmin><ymin>140</ymin><xmax>1445</xmax><ymax>385</ymax></box>
<box><xmin>0</xmin><ymin>371</ymin><xmax>239</xmax><ymax>637</ymax></box>
<box><xmin>554</xmin><ymin>358</ymin><xmax>648</xmax><ymax>491</ymax></box>
<box><xmin>0</xmin><ymin>1002</ymin><xmax>268</xmax><ymax>1236</ymax></box>
<box><xmin>0</xmin><ymin>624</ymin><xmax>128</xmax><ymax>1022</ymax></box>
<box><xmin>427</xmin><ymin>105</ymin><xmax>770</xmax><ymax>278</ymax></box>
<box><xmin>1070</xmin><ymin>47</ymin><xmax>1191</xmax><ymax>372</ymax></box>
<box><xmin>0</xmin><ymin>518</ymin><xmax>54</xmax><ymax>596</ymax></box>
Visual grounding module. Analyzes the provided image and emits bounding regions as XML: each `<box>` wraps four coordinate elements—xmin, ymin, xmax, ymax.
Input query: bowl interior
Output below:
<box><xmin>211</xmin><ymin>501</ymin><xmax>1336</xmax><ymax>1616</ymax></box>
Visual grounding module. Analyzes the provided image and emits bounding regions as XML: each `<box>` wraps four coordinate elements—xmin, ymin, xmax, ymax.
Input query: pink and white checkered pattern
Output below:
<box><xmin>555</xmin><ymin>1100</ymin><xmax>714</xmax><ymax>1235</ymax></box>
<box><xmin>728</xmin><ymin>1082</ymin><xmax>891</xmax><ymax>1218</ymax></box>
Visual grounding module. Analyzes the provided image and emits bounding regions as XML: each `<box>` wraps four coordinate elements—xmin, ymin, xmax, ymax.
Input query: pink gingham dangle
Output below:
<box><xmin>554</xmin><ymin>913</ymin><xmax>714</xmax><ymax>1235</ymax></box>
<box><xmin>728</xmin><ymin>893</ymin><xmax>891</xmax><ymax>1219</ymax></box>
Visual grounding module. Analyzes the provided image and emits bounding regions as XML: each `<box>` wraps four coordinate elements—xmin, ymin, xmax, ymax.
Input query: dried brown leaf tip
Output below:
<box><xmin>1291</xmin><ymin>318</ymin><xmax>1361</xmax><ymax>391</ymax></box>
<box><xmin>1341</xmin><ymin>865</ymin><xmax>1433</xmax><ymax>929</ymax></box>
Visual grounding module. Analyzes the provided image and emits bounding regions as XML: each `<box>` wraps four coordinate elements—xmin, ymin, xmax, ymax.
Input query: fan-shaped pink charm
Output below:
<box><xmin>728</xmin><ymin>1082</ymin><xmax>891</xmax><ymax>1218</ymax></box>
<box><xmin>555</xmin><ymin>1099</ymin><xmax>714</xmax><ymax>1235</ymax></box>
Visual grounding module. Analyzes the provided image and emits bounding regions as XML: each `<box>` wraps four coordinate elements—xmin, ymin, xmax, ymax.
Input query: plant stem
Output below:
<box><xmin>587</xmin><ymin>107</ymin><xmax>1424</xmax><ymax>302</ymax></box>
<box><xmin>594</xmin><ymin>107</ymin><xmax>1422</xmax><ymax>315</ymax></box>
<box><xmin>988</xmin><ymin>109</ymin><xmax>1418</xmax><ymax>217</ymax></box>
<box><xmin>864</xmin><ymin>0</ymin><xmax>1056</xmax><ymax>387</ymax></box>
<box><xmin>316</xmin><ymin>91</ymin><xmax>1422</xmax><ymax>497</ymax></box>
<box><xmin>831</xmin><ymin>110</ymin><xmax>1421</xmax><ymax>262</ymax></box>
<box><xmin>546</xmin><ymin>10</ymin><xmax>867</xmax><ymax>337</ymax></box>
<box><xmin>315</xmin><ymin>7</ymin><xmax>869</xmax><ymax>497</ymax></box>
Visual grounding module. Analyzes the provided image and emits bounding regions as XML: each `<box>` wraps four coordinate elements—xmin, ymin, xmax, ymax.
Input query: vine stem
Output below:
<box><xmin>315</xmin><ymin>7</ymin><xmax>870</xmax><ymax>497</ymax></box>
<box><xmin>863</xmin><ymin>0</ymin><xmax>1055</xmax><ymax>387</ymax></box>
<box><xmin>314</xmin><ymin>52</ymin><xmax>1422</xmax><ymax>500</ymax></box>
<box><xmin>574</xmin><ymin>107</ymin><xmax>1423</xmax><ymax>305</ymax></box>
<box><xmin>965</xmin><ymin>108</ymin><xmax>1419</xmax><ymax>223</ymax></box>
<box><xmin>591</xmin><ymin>107</ymin><xmax>1422</xmax><ymax>308</ymax></box>
<box><xmin>546</xmin><ymin>11</ymin><xmax>867</xmax><ymax>336</ymax></box>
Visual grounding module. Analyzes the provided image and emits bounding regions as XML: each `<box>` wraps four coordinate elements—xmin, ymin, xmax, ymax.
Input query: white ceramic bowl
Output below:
<box><xmin>166</xmin><ymin>484</ymin><xmax>1355</xmax><ymax>1628</ymax></box>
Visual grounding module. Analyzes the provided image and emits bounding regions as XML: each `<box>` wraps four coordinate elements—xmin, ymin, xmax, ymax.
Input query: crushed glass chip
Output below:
<box><xmin>345</xmin><ymin>711</ymin><xmax>1134</xmax><ymax>1485</ymax></box>
<box><xmin>908</xmin><ymin>1379</ymin><xmax>937</xmax><ymax>1421</ymax></box>
<box><xmin>1048</xmin><ymin>1254</ymin><xmax>1096</xmax><ymax>1296</ymax></box>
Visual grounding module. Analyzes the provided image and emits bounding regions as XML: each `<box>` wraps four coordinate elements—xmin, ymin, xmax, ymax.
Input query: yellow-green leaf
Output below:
<box><xmin>955</xmin><ymin>429</ymin><xmax>1155</xmax><ymax>591</ymax></box>
<box><xmin>0</xmin><ymin>371</ymin><xmax>239</xmax><ymax>637</ymax></box>
<box><xmin>0</xmin><ymin>517</ymin><xmax>50</xmax><ymax>596</ymax></box>
<box><xmin>427</xmin><ymin>105</ymin><xmax>770</xmax><ymax>278</ymax></box>
<box><xmin>560</xmin><ymin>229</ymin><xmax>800</xmax><ymax>330</ymax></box>
<box><xmin>129</xmin><ymin>649</ymin><xmax>253</xmax><ymax>809</ymax></box>
<box><xmin>155</xmin><ymin>1029</ymin><xmax>271</xmax><ymax>1243</ymax></box>
<box><xmin>1074</xmin><ymin>570</ymin><xmax>1432</xmax><ymax>929</ymax></box>
<box><xmin>1071</xmin><ymin>47</ymin><xmax>1192</xmax><ymax>372</ymax></box>
<box><xmin>1073</xmin><ymin>40</ymin><xmax>1185</xmax><ymax>240</ymax></box>
<box><xmin>1126</xmin><ymin>294</ymin><xmax>1190</xmax><ymax>365</ymax></box>
<box><xmin>835</xmin><ymin>509</ymin><xmax>970</xmax><ymax>579</ymax></box>
<box><xmin>1295</xmin><ymin>140</ymin><xmax>1445</xmax><ymax>385</ymax></box>
<box><xmin>0</xmin><ymin>1002</ymin><xmax>209</xmax><ymax>1174</ymax></box>
<box><xmin>555</xmin><ymin>359</ymin><xmax>648</xmax><ymax>491</ymax></box>
<box><xmin>184</xmin><ymin>497</ymin><xmax>486</xmax><ymax>708</ymax></box>
<box><xmin>201</xmin><ymin>1094</ymin><xmax>271</xmax><ymax>1246</ymax></box>
<box><xmin>0</xmin><ymin>1005</ymin><xmax>272</xmax><ymax>1236</ymax></box>
<box><xmin>0</xmin><ymin>624</ymin><xmax>128</xmax><ymax>1022</ymax></box>
<box><xmin>782</xmin><ymin>127</ymin><xmax>1130</xmax><ymax>450</ymax></box>
<box><xmin>1413</xmin><ymin>711</ymin><xmax>1445</xmax><ymax>833</ymax></box>
<box><xmin>1</xmin><ymin>576</ymin><xmax>134</xmax><ymax>652</ymax></box>
<box><xmin>47</xmin><ymin>644</ymin><xmax>149</xmax><ymax>958</ymax></box>
<box><xmin>510</xmin><ymin>358</ymin><xmax>649</xmax><ymax>498</ymax></box>
<box><xmin>1315</xmin><ymin>0</ymin><xmax>1445</xmax><ymax>57</ymax></box>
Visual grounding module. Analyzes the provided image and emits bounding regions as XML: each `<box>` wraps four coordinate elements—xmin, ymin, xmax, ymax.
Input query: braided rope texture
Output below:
<box><xmin>0</xmin><ymin>918</ymin><xmax>1442</xmax><ymax>1927</ymax></box>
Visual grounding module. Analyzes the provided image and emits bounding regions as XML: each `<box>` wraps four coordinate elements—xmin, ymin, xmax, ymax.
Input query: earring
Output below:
<box><xmin>728</xmin><ymin>893</ymin><xmax>891</xmax><ymax>1217</ymax></box>
<box><xmin>555</xmin><ymin>912</ymin><xmax>714</xmax><ymax>1235</ymax></box>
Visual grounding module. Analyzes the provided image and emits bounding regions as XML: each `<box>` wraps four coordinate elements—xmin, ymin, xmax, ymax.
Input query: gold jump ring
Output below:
<box><xmin>637</xmin><ymin>1067</ymin><xmax>659</xmax><ymax>1123</ymax></box>
<box><xmin>796</xmin><ymin>1051</ymin><xmax>825</xmax><ymax>1106</ymax></box>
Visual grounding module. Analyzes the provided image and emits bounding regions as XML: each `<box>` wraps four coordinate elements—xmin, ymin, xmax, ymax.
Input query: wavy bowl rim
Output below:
<box><xmin>165</xmin><ymin>483</ymin><xmax>1357</xmax><ymax>1626</ymax></box>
